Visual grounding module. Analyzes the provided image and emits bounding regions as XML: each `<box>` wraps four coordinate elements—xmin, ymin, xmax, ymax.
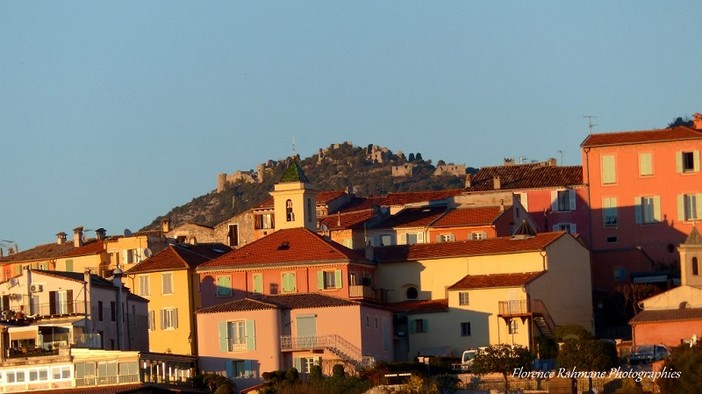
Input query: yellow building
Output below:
<box><xmin>373</xmin><ymin>231</ymin><xmax>592</xmax><ymax>359</ymax></box>
<box><xmin>105</xmin><ymin>229</ymin><xmax>169</xmax><ymax>273</ymax></box>
<box><xmin>124</xmin><ymin>243</ymin><xmax>230</xmax><ymax>355</ymax></box>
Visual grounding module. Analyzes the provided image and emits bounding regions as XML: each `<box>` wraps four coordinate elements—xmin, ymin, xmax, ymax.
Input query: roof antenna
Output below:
<box><xmin>292</xmin><ymin>137</ymin><xmax>296</xmax><ymax>157</ymax></box>
<box><xmin>583</xmin><ymin>115</ymin><xmax>598</xmax><ymax>134</ymax></box>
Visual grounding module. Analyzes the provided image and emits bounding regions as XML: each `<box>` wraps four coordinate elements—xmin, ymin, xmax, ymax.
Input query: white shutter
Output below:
<box><xmin>695</xmin><ymin>151</ymin><xmax>701</xmax><ymax>172</ymax></box>
<box><xmin>696</xmin><ymin>194</ymin><xmax>702</xmax><ymax>220</ymax></box>
<box><xmin>550</xmin><ymin>190</ymin><xmax>558</xmax><ymax>211</ymax></box>
<box><xmin>678</xmin><ymin>194</ymin><xmax>685</xmax><ymax>221</ymax></box>
<box><xmin>653</xmin><ymin>196</ymin><xmax>662</xmax><ymax>222</ymax></box>
<box><xmin>569</xmin><ymin>190</ymin><xmax>576</xmax><ymax>211</ymax></box>
<box><xmin>417</xmin><ymin>232</ymin><xmax>425</xmax><ymax>243</ymax></box>
<box><xmin>676</xmin><ymin>152</ymin><xmax>683</xmax><ymax>173</ymax></box>
<box><xmin>569</xmin><ymin>224</ymin><xmax>576</xmax><ymax>234</ymax></box>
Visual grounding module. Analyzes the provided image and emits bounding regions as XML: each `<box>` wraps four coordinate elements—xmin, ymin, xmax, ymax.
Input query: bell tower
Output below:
<box><xmin>270</xmin><ymin>160</ymin><xmax>317</xmax><ymax>231</ymax></box>
<box><xmin>679</xmin><ymin>226</ymin><xmax>702</xmax><ymax>287</ymax></box>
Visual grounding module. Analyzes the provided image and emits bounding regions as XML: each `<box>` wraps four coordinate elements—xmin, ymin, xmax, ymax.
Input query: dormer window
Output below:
<box><xmin>286</xmin><ymin>199</ymin><xmax>295</xmax><ymax>222</ymax></box>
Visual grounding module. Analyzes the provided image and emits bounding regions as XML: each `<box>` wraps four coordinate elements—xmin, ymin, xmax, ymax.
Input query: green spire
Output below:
<box><xmin>279</xmin><ymin>160</ymin><xmax>310</xmax><ymax>183</ymax></box>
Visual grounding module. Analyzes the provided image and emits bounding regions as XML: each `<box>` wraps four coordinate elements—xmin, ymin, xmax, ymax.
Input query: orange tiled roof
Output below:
<box><xmin>34</xmin><ymin>270</ymin><xmax>115</xmax><ymax>288</ymax></box>
<box><xmin>382</xmin><ymin>190</ymin><xmax>462</xmax><ymax>206</ymax></box>
<box><xmin>387</xmin><ymin>298</ymin><xmax>449</xmax><ymax>314</ymax></box>
<box><xmin>373</xmin><ymin>232</ymin><xmax>565</xmax><ymax>262</ymax></box>
<box><xmin>431</xmin><ymin>206</ymin><xmax>504</xmax><ymax>227</ymax></box>
<box><xmin>254</xmin><ymin>190</ymin><xmax>349</xmax><ymax>209</ymax></box>
<box><xmin>61</xmin><ymin>239</ymin><xmax>106</xmax><ymax>258</ymax></box>
<box><xmin>466</xmin><ymin>164</ymin><xmax>583</xmax><ymax>191</ymax></box>
<box><xmin>371</xmin><ymin>206</ymin><xmax>446</xmax><ymax>229</ymax></box>
<box><xmin>448</xmin><ymin>271</ymin><xmax>545</xmax><ymax>290</ymax></box>
<box><xmin>29</xmin><ymin>384</ymin><xmax>146</xmax><ymax>394</ymax></box>
<box><xmin>581</xmin><ymin>126</ymin><xmax>702</xmax><ymax>148</ymax></box>
<box><xmin>0</xmin><ymin>242</ymin><xmax>74</xmax><ymax>264</ymax></box>
<box><xmin>319</xmin><ymin>209</ymin><xmax>375</xmax><ymax>230</ymax></box>
<box><xmin>629</xmin><ymin>308</ymin><xmax>702</xmax><ymax>324</ymax></box>
<box><xmin>197</xmin><ymin>293</ymin><xmax>358</xmax><ymax>314</ymax></box>
<box><xmin>197</xmin><ymin>227</ymin><xmax>366</xmax><ymax>270</ymax></box>
<box><xmin>126</xmin><ymin>243</ymin><xmax>231</xmax><ymax>274</ymax></box>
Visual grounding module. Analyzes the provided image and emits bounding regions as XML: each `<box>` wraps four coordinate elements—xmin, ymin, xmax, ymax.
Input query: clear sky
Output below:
<box><xmin>1</xmin><ymin>1</ymin><xmax>701</xmax><ymax>251</ymax></box>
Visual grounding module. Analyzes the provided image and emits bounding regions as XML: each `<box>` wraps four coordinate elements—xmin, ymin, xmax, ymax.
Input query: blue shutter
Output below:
<box><xmin>409</xmin><ymin>320</ymin><xmax>416</xmax><ymax>334</ymax></box>
<box><xmin>568</xmin><ymin>190</ymin><xmax>576</xmax><ymax>211</ymax></box>
<box><xmin>244</xmin><ymin>360</ymin><xmax>253</xmax><ymax>377</ymax></box>
<box><xmin>225</xmin><ymin>360</ymin><xmax>234</xmax><ymax>378</ymax></box>
<box><xmin>634</xmin><ymin>197</ymin><xmax>642</xmax><ymax>224</ymax></box>
<box><xmin>423</xmin><ymin>319</ymin><xmax>429</xmax><ymax>333</ymax></box>
<box><xmin>335</xmin><ymin>270</ymin><xmax>343</xmax><ymax>289</ymax></box>
<box><xmin>246</xmin><ymin>320</ymin><xmax>256</xmax><ymax>350</ymax></box>
<box><xmin>219</xmin><ymin>321</ymin><xmax>229</xmax><ymax>352</ymax></box>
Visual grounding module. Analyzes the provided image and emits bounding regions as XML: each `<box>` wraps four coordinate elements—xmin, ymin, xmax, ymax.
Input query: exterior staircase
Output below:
<box><xmin>530</xmin><ymin>299</ymin><xmax>556</xmax><ymax>339</ymax></box>
<box><xmin>280</xmin><ymin>334</ymin><xmax>375</xmax><ymax>371</ymax></box>
<box><xmin>497</xmin><ymin>298</ymin><xmax>557</xmax><ymax>339</ymax></box>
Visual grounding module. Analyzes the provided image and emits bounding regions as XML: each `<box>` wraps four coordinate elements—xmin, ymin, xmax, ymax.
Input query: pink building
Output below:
<box><xmin>196</xmin><ymin>293</ymin><xmax>393</xmax><ymax>391</ymax></box>
<box><xmin>581</xmin><ymin>122</ymin><xmax>702</xmax><ymax>290</ymax></box>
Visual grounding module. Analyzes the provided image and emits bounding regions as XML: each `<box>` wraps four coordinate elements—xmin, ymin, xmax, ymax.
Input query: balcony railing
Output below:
<box><xmin>498</xmin><ymin>299</ymin><xmax>529</xmax><ymax>316</ymax></box>
<box><xmin>1</xmin><ymin>301</ymin><xmax>87</xmax><ymax>321</ymax></box>
<box><xmin>349</xmin><ymin>285</ymin><xmax>384</xmax><ymax>300</ymax></box>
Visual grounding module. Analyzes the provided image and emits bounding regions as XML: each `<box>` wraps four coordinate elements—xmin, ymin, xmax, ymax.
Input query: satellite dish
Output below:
<box><xmin>319</xmin><ymin>223</ymin><xmax>329</xmax><ymax>234</ymax></box>
<box><xmin>144</xmin><ymin>248</ymin><xmax>153</xmax><ymax>258</ymax></box>
<box><xmin>124</xmin><ymin>229</ymin><xmax>133</xmax><ymax>237</ymax></box>
<box><xmin>81</xmin><ymin>234</ymin><xmax>87</xmax><ymax>243</ymax></box>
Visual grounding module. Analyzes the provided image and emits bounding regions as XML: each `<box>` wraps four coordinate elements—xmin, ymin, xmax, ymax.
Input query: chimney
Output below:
<box><xmin>493</xmin><ymin>176</ymin><xmax>501</xmax><ymax>190</ymax></box>
<box><xmin>73</xmin><ymin>226</ymin><xmax>84</xmax><ymax>248</ymax></box>
<box><xmin>95</xmin><ymin>228</ymin><xmax>106</xmax><ymax>240</ymax></box>
<box><xmin>546</xmin><ymin>158</ymin><xmax>557</xmax><ymax>166</ymax></box>
<box><xmin>465</xmin><ymin>174</ymin><xmax>472</xmax><ymax>188</ymax></box>
<box><xmin>693</xmin><ymin>113</ymin><xmax>702</xmax><ymax>130</ymax></box>
<box><xmin>0</xmin><ymin>248</ymin><xmax>3</xmax><ymax>258</ymax></box>
<box><xmin>57</xmin><ymin>232</ymin><xmax>67</xmax><ymax>245</ymax></box>
<box><xmin>161</xmin><ymin>218</ymin><xmax>171</xmax><ymax>233</ymax></box>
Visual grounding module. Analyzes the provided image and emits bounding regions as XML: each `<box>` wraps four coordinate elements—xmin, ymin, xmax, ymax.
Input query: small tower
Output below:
<box><xmin>270</xmin><ymin>161</ymin><xmax>317</xmax><ymax>231</ymax></box>
<box><xmin>679</xmin><ymin>226</ymin><xmax>702</xmax><ymax>287</ymax></box>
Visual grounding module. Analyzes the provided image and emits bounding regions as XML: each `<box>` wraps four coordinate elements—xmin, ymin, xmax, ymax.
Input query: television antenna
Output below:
<box><xmin>583</xmin><ymin>115</ymin><xmax>598</xmax><ymax>133</ymax></box>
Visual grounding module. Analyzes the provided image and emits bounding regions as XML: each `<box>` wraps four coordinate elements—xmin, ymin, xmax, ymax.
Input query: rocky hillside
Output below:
<box><xmin>142</xmin><ymin>142</ymin><xmax>475</xmax><ymax>231</ymax></box>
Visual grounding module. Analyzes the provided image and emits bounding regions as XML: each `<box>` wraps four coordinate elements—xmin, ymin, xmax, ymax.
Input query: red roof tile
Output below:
<box><xmin>382</xmin><ymin>190</ymin><xmax>462</xmax><ymax>206</ymax></box>
<box><xmin>255</xmin><ymin>190</ymin><xmax>349</xmax><ymax>209</ymax></box>
<box><xmin>319</xmin><ymin>209</ymin><xmax>375</xmax><ymax>230</ymax></box>
<box><xmin>387</xmin><ymin>299</ymin><xmax>449</xmax><ymax>314</ymax></box>
<box><xmin>581</xmin><ymin>126</ymin><xmax>702</xmax><ymax>148</ymax></box>
<box><xmin>0</xmin><ymin>242</ymin><xmax>74</xmax><ymax>264</ymax></box>
<box><xmin>448</xmin><ymin>271</ymin><xmax>545</xmax><ymax>290</ymax></box>
<box><xmin>372</xmin><ymin>206</ymin><xmax>446</xmax><ymax>229</ymax></box>
<box><xmin>126</xmin><ymin>243</ymin><xmax>231</xmax><ymax>274</ymax></box>
<box><xmin>431</xmin><ymin>207</ymin><xmax>504</xmax><ymax>227</ymax></box>
<box><xmin>466</xmin><ymin>164</ymin><xmax>583</xmax><ymax>191</ymax></box>
<box><xmin>373</xmin><ymin>232</ymin><xmax>565</xmax><ymax>262</ymax></box>
<box><xmin>61</xmin><ymin>239</ymin><xmax>106</xmax><ymax>258</ymax></box>
<box><xmin>197</xmin><ymin>228</ymin><xmax>366</xmax><ymax>270</ymax></box>
<box><xmin>629</xmin><ymin>308</ymin><xmax>702</xmax><ymax>324</ymax></box>
<box><xmin>197</xmin><ymin>293</ymin><xmax>358</xmax><ymax>314</ymax></box>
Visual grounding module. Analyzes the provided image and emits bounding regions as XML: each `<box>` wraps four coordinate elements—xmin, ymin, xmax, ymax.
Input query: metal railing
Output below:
<box><xmin>280</xmin><ymin>334</ymin><xmax>375</xmax><ymax>369</ymax></box>
<box><xmin>1</xmin><ymin>300</ymin><xmax>86</xmax><ymax>321</ymax></box>
<box><xmin>498</xmin><ymin>299</ymin><xmax>528</xmax><ymax>315</ymax></box>
<box><xmin>349</xmin><ymin>285</ymin><xmax>382</xmax><ymax>300</ymax></box>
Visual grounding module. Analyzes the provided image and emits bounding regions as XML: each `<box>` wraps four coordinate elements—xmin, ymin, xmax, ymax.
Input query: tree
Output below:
<box><xmin>668</xmin><ymin>116</ymin><xmax>693</xmax><ymax>128</ymax></box>
<box><xmin>472</xmin><ymin>344</ymin><xmax>533</xmax><ymax>392</ymax></box>
<box><xmin>657</xmin><ymin>343</ymin><xmax>702</xmax><ymax>394</ymax></box>
<box><xmin>408</xmin><ymin>153</ymin><xmax>415</xmax><ymax>162</ymax></box>
<box><xmin>558</xmin><ymin>337</ymin><xmax>618</xmax><ymax>394</ymax></box>
<box><xmin>415</xmin><ymin>152</ymin><xmax>423</xmax><ymax>162</ymax></box>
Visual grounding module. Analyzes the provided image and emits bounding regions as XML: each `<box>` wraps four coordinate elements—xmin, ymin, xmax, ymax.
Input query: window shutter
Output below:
<box><xmin>293</xmin><ymin>358</ymin><xmax>302</xmax><ymax>372</ymax></box>
<box><xmin>695</xmin><ymin>151</ymin><xmax>701</xmax><ymax>172</ymax></box>
<box><xmin>634</xmin><ymin>197</ymin><xmax>642</xmax><ymax>224</ymax></box>
<box><xmin>219</xmin><ymin>321</ymin><xmax>229</xmax><ymax>352</ymax></box>
<box><xmin>409</xmin><ymin>320</ymin><xmax>416</xmax><ymax>334</ymax></box>
<box><xmin>568</xmin><ymin>190</ymin><xmax>576</xmax><ymax>211</ymax></box>
<box><xmin>173</xmin><ymin>308</ymin><xmax>178</xmax><ymax>329</ymax></box>
<box><xmin>160</xmin><ymin>310</ymin><xmax>165</xmax><ymax>330</ymax></box>
<box><xmin>317</xmin><ymin>271</ymin><xmax>324</xmax><ymax>290</ymax></box>
<box><xmin>550</xmin><ymin>190</ymin><xmax>558</xmax><ymax>211</ymax></box>
<box><xmin>422</xmin><ymin>319</ymin><xmax>429</xmax><ymax>333</ymax></box>
<box><xmin>253</xmin><ymin>274</ymin><xmax>263</xmax><ymax>294</ymax></box>
<box><xmin>569</xmin><ymin>224</ymin><xmax>576</xmax><ymax>234</ymax></box>
<box><xmin>696</xmin><ymin>194</ymin><xmax>702</xmax><ymax>219</ymax></box>
<box><xmin>417</xmin><ymin>232</ymin><xmax>425</xmax><ymax>243</ymax></box>
<box><xmin>435</xmin><ymin>235</ymin><xmax>442</xmax><ymax>243</ymax></box>
<box><xmin>653</xmin><ymin>196</ymin><xmax>661</xmax><ymax>221</ymax></box>
<box><xmin>225</xmin><ymin>360</ymin><xmax>234</xmax><ymax>378</ymax></box>
<box><xmin>335</xmin><ymin>270</ymin><xmax>343</xmax><ymax>289</ymax></box>
<box><xmin>678</xmin><ymin>194</ymin><xmax>685</xmax><ymax>221</ymax></box>
<box><xmin>49</xmin><ymin>291</ymin><xmax>57</xmax><ymax>315</ymax></box>
<box><xmin>246</xmin><ymin>320</ymin><xmax>256</xmax><ymax>350</ymax></box>
<box><xmin>67</xmin><ymin>289</ymin><xmax>74</xmax><ymax>313</ymax></box>
<box><xmin>244</xmin><ymin>360</ymin><xmax>253</xmax><ymax>377</ymax></box>
<box><xmin>676</xmin><ymin>152</ymin><xmax>683</xmax><ymax>173</ymax></box>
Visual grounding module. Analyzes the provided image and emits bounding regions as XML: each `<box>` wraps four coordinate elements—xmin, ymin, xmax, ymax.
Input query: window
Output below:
<box><xmin>162</xmin><ymin>273</ymin><xmax>173</xmax><ymax>295</ymax></box>
<box><xmin>318</xmin><ymin>270</ymin><xmax>342</xmax><ymax>290</ymax></box>
<box><xmin>406</xmin><ymin>232</ymin><xmax>424</xmax><ymax>245</ymax></box>
<box><xmin>126</xmin><ymin>249</ymin><xmax>138</xmax><ymax>264</ymax></box>
<box><xmin>228</xmin><ymin>225</ymin><xmax>239</xmax><ymax>247</ymax></box>
<box><xmin>677</xmin><ymin>151</ymin><xmax>700</xmax><ymax>173</ymax></box>
<box><xmin>552</xmin><ymin>189</ymin><xmax>576</xmax><ymax>212</ymax></box>
<box><xmin>307</xmin><ymin>198</ymin><xmax>313</xmax><ymax>222</ymax></box>
<box><xmin>679</xmin><ymin>194</ymin><xmax>702</xmax><ymax>221</ymax></box>
<box><xmin>50</xmin><ymin>289</ymin><xmax>73</xmax><ymax>315</ymax></box>
<box><xmin>282</xmin><ymin>272</ymin><xmax>296</xmax><ymax>293</ymax></box>
<box><xmin>110</xmin><ymin>301</ymin><xmax>116</xmax><ymax>322</ymax></box>
<box><xmin>219</xmin><ymin>320</ymin><xmax>256</xmax><ymax>351</ymax></box>
<box><xmin>613</xmin><ymin>267</ymin><xmax>627</xmax><ymax>282</ymax></box>
<box><xmin>437</xmin><ymin>234</ymin><xmax>455</xmax><ymax>243</ymax></box>
<box><xmin>227</xmin><ymin>360</ymin><xmax>256</xmax><ymax>378</ymax></box>
<box><xmin>606</xmin><ymin>236</ymin><xmax>618</xmax><ymax>244</ymax></box>
<box><xmin>160</xmin><ymin>308</ymin><xmax>178</xmax><ymax>330</ymax></box>
<box><xmin>509</xmin><ymin>319</ymin><xmax>519</xmax><ymax>334</ymax></box>
<box><xmin>470</xmin><ymin>232</ymin><xmax>487</xmax><ymax>240</ymax></box>
<box><xmin>286</xmin><ymin>199</ymin><xmax>294</xmax><ymax>222</ymax></box>
<box><xmin>256</xmin><ymin>214</ymin><xmax>274</xmax><ymax>229</ymax></box>
<box><xmin>252</xmin><ymin>274</ymin><xmax>263</xmax><ymax>294</ymax></box>
<box><xmin>458</xmin><ymin>291</ymin><xmax>469</xmax><ymax>306</ymax></box>
<box><xmin>515</xmin><ymin>192</ymin><xmax>529</xmax><ymax>211</ymax></box>
<box><xmin>216</xmin><ymin>276</ymin><xmax>232</xmax><ymax>297</ymax></box>
<box><xmin>138</xmin><ymin>275</ymin><xmax>150</xmax><ymax>297</ymax></box>
<box><xmin>460</xmin><ymin>322</ymin><xmax>471</xmax><ymax>337</ymax></box>
<box><xmin>98</xmin><ymin>301</ymin><xmax>104</xmax><ymax>321</ymax></box>
<box><xmin>148</xmin><ymin>310</ymin><xmax>155</xmax><ymax>331</ymax></box>
<box><xmin>410</xmin><ymin>319</ymin><xmax>428</xmax><ymax>334</ymax></box>
<box><xmin>693</xmin><ymin>257</ymin><xmax>699</xmax><ymax>276</ymax></box>
<box><xmin>553</xmin><ymin>223</ymin><xmax>576</xmax><ymax>234</ymax></box>
<box><xmin>406</xmin><ymin>286</ymin><xmax>418</xmax><ymax>300</ymax></box>
<box><xmin>635</xmin><ymin>196</ymin><xmax>661</xmax><ymax>224</ymax></box>
<box><xmin>65</xmin><ymin>259</ymin><xmax>74</xmax><ymax>272</ymax></box>
<box><xmin>639</xmin><ymin>152</ymin><xmax>653</xmax><ymax>176</ymax></box>
<box><xmin>603</xmin><ymin>197</ymin><xmax>618</xmax><ymax>227</ymax></box>
<box><xmin>601</xmin><ymin>155</ymin><xmax>616</xmax><ymax>184</ymax></box>
<box><xmin>378</xmin><ymin>234</ymin><xmax>393</xmax><ymax>246</ymax></box>
<box><xmin>293</xmin><ymin>357</ymin><xmax>320</xmax><ymax>375</ymax></box>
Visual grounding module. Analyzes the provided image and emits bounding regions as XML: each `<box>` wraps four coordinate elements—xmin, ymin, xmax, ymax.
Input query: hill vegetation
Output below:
<box><xmin>142</xmin><ymin>142</ymin><xmax>475</xmax><ymax>231</ymax></box>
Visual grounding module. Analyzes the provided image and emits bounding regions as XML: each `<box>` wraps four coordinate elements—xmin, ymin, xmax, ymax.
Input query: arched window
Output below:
<box><xmin>406</xmin><ymin>286</ymin><xmax>418</xmax><ymax>300</ymax></box>
<box><xmin>693</xmin><ymin>257</ymin><xmax>699</xmax><ymax>276</ymax></box>
<box><xmin>286</xmin><ymin>199</ymin><xmax>294</xmax><ymax>222</ymax></box>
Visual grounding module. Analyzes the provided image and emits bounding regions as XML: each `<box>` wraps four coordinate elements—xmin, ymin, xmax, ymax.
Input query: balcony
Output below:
<box><xmin>349</xmin><ymin>285</ymin><xmax>384</xmax><ymax>301</ymax></box>
<box><xmin>280</xmin><ymin>334</ymin><xmax>374</xmax><ymax>370</ymax></box>
<box><xmin>497</xmin><ymin>299</ymin><xmax>556</xmax><ymax>338</ymax></box>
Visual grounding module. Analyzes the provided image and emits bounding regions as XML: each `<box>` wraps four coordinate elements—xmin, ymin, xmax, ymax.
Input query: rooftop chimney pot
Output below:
<box><xmin>493</xmin><ymin>176</ymin><xmax>501</xmax><ymax>190</ymax></box>
<box><xmin>693</xmin><ymin>113</ymin><xmax>702</xmax><ymax>130</ymax></box>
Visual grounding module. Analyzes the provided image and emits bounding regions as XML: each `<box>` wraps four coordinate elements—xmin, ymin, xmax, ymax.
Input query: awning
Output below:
<box><xmin>8</xmin><ymin>326</ymin><xmax>38</xmax><ymax>341</ymax></box>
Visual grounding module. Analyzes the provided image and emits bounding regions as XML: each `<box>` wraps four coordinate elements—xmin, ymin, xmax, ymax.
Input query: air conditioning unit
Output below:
<box><xmin>30</xmin><ymin>284</ymin><xmax>43</xmax><ymax>293</ymax></box>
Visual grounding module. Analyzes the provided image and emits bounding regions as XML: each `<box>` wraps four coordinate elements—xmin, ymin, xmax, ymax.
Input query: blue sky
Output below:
<box><xmin>1</xmin><ymin>1</ymin><xmax>701</xmax><ymax>250</ymax></box>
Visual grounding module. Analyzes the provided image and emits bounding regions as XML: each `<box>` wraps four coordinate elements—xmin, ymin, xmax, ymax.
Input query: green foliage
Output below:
<box><xmin>395</xmin><ymin>374</ymin><xmax>438</xmax><ymax>394</ymax></box>
<box><xmin>668</xmin><ymin>116</ymin><xmax>693</xmax><ymax>128</ymax></box>
<box><xmin>285</xmin><ymin>367</ymin><xmax>300</xmax><ymax>382</ymax></box>
<box><xmin>194</xmin><ymin>373</ymin><xmax>236</xmax><ymax>393</ymax></box>
<box><xmin>657</xmin><ymin>343</ymin><xmax>702</xmax><ymax>394</ymax></box>
<box><xmin>558</xmin><ymin>339</ymin><xmax>618</xmax><ymax>371</ymax></box>
<box><xmin>434</xmin><ymin>374</ymin><xmax>459</xmax><ymax>394</ymax></box>
<box><xmin>331</xmin><ymin>364</ymin><xmax>345</xmax><ymax>379</ymax></box>
<box><xmin>554</xmin><ymin>324</ymin><xmax>593</xmax><ymax>342</ymax></box>
<box><xmin>472</xmin><ymin>344</ymin><xmax>533</xmax><ymax>391</ymax></box>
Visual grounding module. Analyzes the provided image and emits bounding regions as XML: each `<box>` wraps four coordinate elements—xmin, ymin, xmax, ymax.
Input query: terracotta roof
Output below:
<box><xmin>382</xmin><ymin>190</ymin><xmax>462</xmax><ymax>206</ymax></box>
<box><xmin>0</xmin><ymin>242</ymin><xmax>74</xmax><ymax>264</ymax></box>
<box><xmin>373</xmin><ymin>232</ymin><xmax>565</xmax><ymax>262</ymax></box>
<box><xmin>431</xmin><ymin>206</ymin><xmax>504</xmax><ymax>227</ymax></box>
<box><xmin>29</xmin><ymin>384</ymin><xmax>148</xmax><ymax>394</ymax></box>
<box><xmin>280</xmin><ymin>160</ymin><xmax>310</xmax><ymax>183</ymax></box>
<box><xmin>33</xmin><ymin>270</ymin><xmax>115</xmax><ymax>288</ymax></box>
<box><xmin>61</xmin><ymin>239</ymin><xmax>106</xmax><ymax>258</ymax></box>
<box><xmin>126</xmin><ymin>243</ymin><xmax>231</xmax><ymax>274</ymax></box>
<box><xmin>448</xmin><ymin>271</ymin><xmax>545</xmax><ymax>290</ymax></box>
<box><xmin>581</xmin><ymin>126</ymin><xmax>702</xmax><ymax>148</ymax></box>
<box><xmin>684</xmin><ymin>227</ymin><xmax>702</xmax><ymax>245</ymax></box>
<box><xmin>387</xmin><ymin>299</ymin><xmax>449</xmax><ymax>314</ymax></box>
<box><xmin>630</xmin><ymin>308</ymin><xmax>702</xmax><ymax>324</ymax></box>
<box><xmin>255</xmin><ymin>190</ymin><xmax>350</xmax><ymax>210</ymax></box>
<box><xmin>197</xmin><ymin>293</ymin><xmax>358</xmax><ymax>314</ymax></box>
<box><xmin>466</xmin><ymin>164</ymin><xmax>583</xmax><ymax>191</ymax></box>
<box><xmin>319</xmin><ymin>209</ymin><xmax>376</xmax><ymax>230</ymax></box>
<box><xmin>197</xmin><ymin>227</ymin><xmax>367</xmax><ymax>270</ymax></box>
<box><xmin>371</xmin><ymin>206</ymin><xmax>446</xmax><ymax>229</ymax></box>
